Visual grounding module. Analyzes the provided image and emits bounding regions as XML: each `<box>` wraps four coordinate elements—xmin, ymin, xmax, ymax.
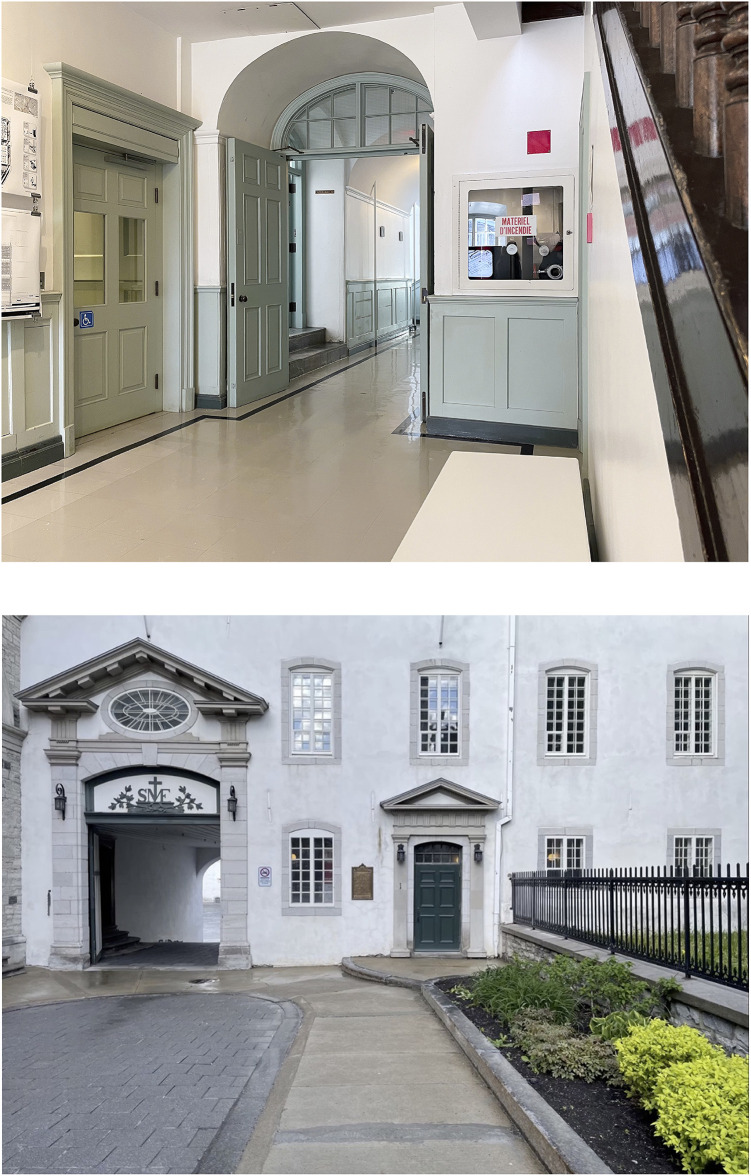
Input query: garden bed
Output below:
<box><xmin>435</xmin><ymin>977</ymin><xmax>684</xmax><ymax>1174</ymax></box>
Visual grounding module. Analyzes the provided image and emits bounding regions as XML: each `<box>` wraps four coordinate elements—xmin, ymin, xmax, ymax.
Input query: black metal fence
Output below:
<box><xmin>510</xmin><ymin>865</ymin><xmax>748</xmax><ymax>990</ymax></box>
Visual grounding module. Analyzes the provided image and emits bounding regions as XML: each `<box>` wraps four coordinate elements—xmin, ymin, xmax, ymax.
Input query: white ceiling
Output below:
<box><xmin>122</xmin><ymin>2</ymin><xmax>446</xmax><ymax>43</ymax></box>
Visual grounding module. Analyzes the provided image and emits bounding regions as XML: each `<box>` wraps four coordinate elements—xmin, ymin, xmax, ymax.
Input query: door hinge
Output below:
<box><xmin>289</xmin><ymin>242</ymin><xmax>297</xmax><ymax>253</ymax></box>
<box><xmin>289</xmin><ymin>301</ymin><xmax>296</xmax><ymax>312</ymax></box>
<box><xmin>155</xmin><ymin>373</ymin><xmax>159</xmax><ymax>390</ymax></box>
<box><xmin>230</xmin><ymin>282</ymin><xmax>235</xmax><ymax>307</ymax></box>
<box><xmin>155</xmin><ymin>280</ymin><xmax>159</xmax><ymax>296</ymax></box>
<box><xmin>155</xmin><ymin>187</ymin><xmax>159</xmax><ymax>204</ymax></box>
<box><xmin>289</xmin><ymin>183</ymin><xmax>296</xmax><ymax>194</ymax></box>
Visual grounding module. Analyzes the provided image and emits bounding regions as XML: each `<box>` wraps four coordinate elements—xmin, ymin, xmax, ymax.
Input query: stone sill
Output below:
<box><xmin>501</xmin><ymin>923</ymin><xmax>748</xmax><ymax>1028</ymax></box>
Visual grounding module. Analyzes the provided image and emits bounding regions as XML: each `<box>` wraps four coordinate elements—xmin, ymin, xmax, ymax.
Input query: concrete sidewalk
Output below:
<box><xmin>3</xmin><ymin>961</ymin><xmax>543</xmax><ymax>1174</ymax></box>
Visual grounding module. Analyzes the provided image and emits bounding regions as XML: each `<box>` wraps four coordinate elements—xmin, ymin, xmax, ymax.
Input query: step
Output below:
<box><xmin>289</xmin><ymin>327</ymin><xmax>326</xmax><ymax>353</ymax></box>
<box><xmin>289</xmin><ymin>341</ymin><xmax>348</xmax><ymax>380</ymax></box>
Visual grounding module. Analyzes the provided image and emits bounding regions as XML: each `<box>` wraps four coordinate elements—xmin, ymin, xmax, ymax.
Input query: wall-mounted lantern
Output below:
<box><xmin>227</xmin><ymin>785</ymin><xmax>238</xmax><ymax>821</ymax></box>
<box><xmin>54</xmin><ymin>783</ymin><xmax>67</xmax><ymax>820</ymax></box>
<box><xmin>474</xmin><ymin>843</ymin><xmax>483</xmax><ymax>864</ymax></box>
<box><xmin>397</xmin><ymin>843</ymin><xmax>405</xmax><ymax>864</ymax></box>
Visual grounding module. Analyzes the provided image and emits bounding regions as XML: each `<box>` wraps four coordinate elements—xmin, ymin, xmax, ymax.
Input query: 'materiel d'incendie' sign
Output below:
<box><xmin>498</xmin><ymin>215</ymin><xmax>537</xmax><ymax>236</ymax></box>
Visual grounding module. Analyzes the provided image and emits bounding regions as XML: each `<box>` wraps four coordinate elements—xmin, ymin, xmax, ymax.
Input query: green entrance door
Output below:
<box><xmin>414</xmin><ymin>842</ymin><xmax>461</xmax><ymax>951</ymax></box>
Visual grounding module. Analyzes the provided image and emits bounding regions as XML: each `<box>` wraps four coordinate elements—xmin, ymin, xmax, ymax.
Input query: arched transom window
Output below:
<box><xmin>272</xmin><ymin>74</ymin><xmax>433</xmax><ymax>155</ymax></box>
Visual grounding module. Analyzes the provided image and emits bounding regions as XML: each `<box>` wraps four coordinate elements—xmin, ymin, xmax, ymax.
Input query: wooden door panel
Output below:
<box><xmin>75</xmin><ymin>332</ymin><xmax>107</xmax><ymax>405</ymax></box>
<box><xmin>119</xmin><ymin>326</ymin><xmax>147</xmax><ymax>394</ymax></box>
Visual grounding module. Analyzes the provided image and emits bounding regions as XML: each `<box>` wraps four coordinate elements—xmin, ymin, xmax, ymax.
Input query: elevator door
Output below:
<box><xmin>72</xmin><ymin>145</ymin><xmax>163</xmax><ymax>436</ymax></box>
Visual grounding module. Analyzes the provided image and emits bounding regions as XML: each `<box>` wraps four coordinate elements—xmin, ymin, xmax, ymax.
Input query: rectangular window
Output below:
<box><xmin>546</xmin><ymin>673</ymin><xmax>587</xmax><ymax>755</ymax></box>
<box><xmin>674</xmin><ymin>673</ymin><xmax>714</xmax><ymax>755</ymax></box>
<box><xmin>291</xmin><ymin>671</ymin><xmax>332</xmax><ymax>755</ymax></box>
<box><xmin>290</xmin><ymin>835</ymin><xmax>333</xmax><ymax>904</ymax></box>
<box><xmin>674</xmin><ymin>835</ymin><xmax>714</xmax><ymax>876</ymax></box>
<box><xmin>546</xmin><ymin>836</ymin><xmax>584</xmax><ymax>871</ymax></box>
<box><xmin>419</xmin><ymin>673</ymin><xmax>460</xmax><ymax>755</ymax></box>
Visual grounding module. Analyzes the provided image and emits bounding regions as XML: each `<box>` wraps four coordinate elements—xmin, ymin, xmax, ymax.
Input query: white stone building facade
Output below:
<box><xmin>7</xmin><ymin>615</ymin><xmax>748</xmax><ymax>969</ymax></box>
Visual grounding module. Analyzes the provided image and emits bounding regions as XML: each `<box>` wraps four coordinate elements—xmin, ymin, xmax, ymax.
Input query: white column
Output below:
<box><xmin>46</xmin><ymin>746</ymin><xmax>89</xmax><ymax>968</ymax></box>
<box><xmin>218</xmin><ymin>747</ymin><xmax>250</xmax><ymax>969</ymax></box>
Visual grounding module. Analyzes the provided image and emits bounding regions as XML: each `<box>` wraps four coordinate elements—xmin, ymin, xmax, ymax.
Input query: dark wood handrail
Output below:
<box><xmin>594</xmin><ymin>3</ymin><xmax>747</xmax><ymax>560</ymax></box>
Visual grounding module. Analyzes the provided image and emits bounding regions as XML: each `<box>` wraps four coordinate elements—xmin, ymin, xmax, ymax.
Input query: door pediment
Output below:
<box><xmin>380</xmin><ymin>778</ymin><xmax>499</xmax><ymax>811</ymax></box>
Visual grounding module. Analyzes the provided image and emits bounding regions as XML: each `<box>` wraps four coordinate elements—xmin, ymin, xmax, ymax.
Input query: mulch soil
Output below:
<box><xmin>435</xmin><ymin>979</ymin><xmax>686</xmax><ymax>1174</ymax></box>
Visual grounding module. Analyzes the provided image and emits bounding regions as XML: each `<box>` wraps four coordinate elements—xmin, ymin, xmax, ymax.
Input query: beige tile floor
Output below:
<box><xmin>2</xmin><ymin>337</ymin><xmax>579</xmax><ymax>562</ymax></box>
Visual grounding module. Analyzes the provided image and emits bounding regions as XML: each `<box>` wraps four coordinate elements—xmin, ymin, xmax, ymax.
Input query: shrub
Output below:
<box><xmin>653</xmin><ymin>1053</ymin><xmax>749</xmax><ymax>1174</ymax></box>
<box><xmin>468</xmin><ymin>961</ymin><xmax>576</xmax><ymax>1025</ymax></box>
<box><xmin>509</xmin><ymin>1008</ymin><xmax>621</xmax><ymax>1084</ymax></box>
<box><xmin>614</xmin><ymin>1019</ymin><xmax>718</xmax><ymax>1110</ymax></box>
<box><xmin>589</xmin><ymin>1010</ymin><xmax>651</xmax><ymax>1041</ymax></box>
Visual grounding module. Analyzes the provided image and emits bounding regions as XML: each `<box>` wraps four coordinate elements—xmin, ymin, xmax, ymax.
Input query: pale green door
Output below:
<box><xmin>72</xmin><ymin>145</ymin><xmax>162</xmax><ymax>436</ymax></box>
<box><xmin>419</xmin><ymin>119</ymin><xmax>434</xmax><ymax>421</ymax></box>
<box><xmin>227</xmin><ymin>137</ymin><xmax>289</xmax><ymax>407</ymax></box>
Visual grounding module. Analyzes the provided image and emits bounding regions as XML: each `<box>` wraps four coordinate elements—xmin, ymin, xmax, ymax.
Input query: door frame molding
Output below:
<box><xmin>44</xmin><ymin>62</ymin><xmax>201</xmax><ymax>455</ymax></box>
<box><xmin>413</xmin><ymin>846</ymin><xmax>462</xmax><ymax>952</ymax></box>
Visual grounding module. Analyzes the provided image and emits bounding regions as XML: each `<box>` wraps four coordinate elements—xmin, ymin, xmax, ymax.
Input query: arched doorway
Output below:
<box><xmin>212</xmin><ymin>33</ymin><xmax>433</xmax><ymax>409</ymax></box>
<box><xmin>413</xmin><ymin>841</ymin><xmax>462</xmax><ymax>951</ymax></box>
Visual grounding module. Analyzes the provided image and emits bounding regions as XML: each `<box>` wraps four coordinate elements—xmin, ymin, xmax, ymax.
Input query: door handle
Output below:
<box><xmin>238</xmin><ymin>295</ymin><xmax>248</xmax><ymax>303</ymax></box>
<box><xmin>73</xmin><ymin>318</ymin><xmax>80</xmax><ymax>326</ymax></box>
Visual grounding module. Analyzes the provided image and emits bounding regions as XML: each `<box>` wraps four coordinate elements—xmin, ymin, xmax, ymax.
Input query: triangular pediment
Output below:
<box><xmin>16</xmin><ymin>638</ymin><xmax>268</xmax><ymax>717</ymax></box>
<box><xmin>381</xmin><ymin>778</ymin><xmax>500</xmax><ymax>811</ymax></box>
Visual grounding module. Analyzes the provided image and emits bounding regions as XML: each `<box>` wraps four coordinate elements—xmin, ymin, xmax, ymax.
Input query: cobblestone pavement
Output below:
<box><xmin>3</xmin><ymin>993</ymin><xmax>300</xmax><ymax>1174</ymax></box>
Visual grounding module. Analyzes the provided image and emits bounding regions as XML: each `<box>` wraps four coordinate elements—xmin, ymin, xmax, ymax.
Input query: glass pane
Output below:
<box><xmin>390</xmin><ymin>88</ymin><xmax>416</xmax><ymax>114</ymax></box>
<box><xmin>119</xmin><ymin>217</ymin><xmax>145</xmax><ymax>303</ymax></box>
<box><xmin>308</xmin><ymin>120</ymin><xmax>332</xmax><ymax>150</ymax></box>
<box><xmin>288</xmin><ymin>120</ymin><xmax>307</xmax><ymax>150</ymax></box>
<box><xmin>365</xmin><ymin>115</ymin><xmax>390</xmax><ymax>147</ymax></box>
<box><xmin>333</xmin><ymin>118</ymin><xmax>357</xmax><ymax>148</ymax></box>
<box><xmin>390</xmin><ymin>113</ymin><xmax>417</xmax><ymax>144</ymax></box>
<box><xmin>364</xmin><ymin>85</ymin><xmax>390</xmax><ymax>115</ymax></box>
<box><xmin>308</xmin><ymin>96</ymin><xmax>331</xmax><ymax>120</ymax></box>
<box><xmin>73</xmin><ymin>211</ymin><xmax>105</xmax><ymax>308</ymax></box>
<box><xmin>467</xmin><ymin>185</ymin><xmax>564</xmax><ymax>282</ymax></box>
<box><xmin>333</xmin><ymin>87</ymin><xmax>356</xmax><ymax>117</ymax></box>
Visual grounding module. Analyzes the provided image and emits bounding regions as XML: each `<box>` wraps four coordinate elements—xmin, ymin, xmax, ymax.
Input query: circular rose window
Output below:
<box><xmin>110</xmin><ymin>688</ymin><xmax>191</xmax><ymax>733</ymax></box>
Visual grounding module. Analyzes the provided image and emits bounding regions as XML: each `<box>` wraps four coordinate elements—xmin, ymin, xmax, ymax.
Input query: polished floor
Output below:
<box><xmin>2</xmin><ymin>336</ymin><xmax>579</xmax><ymax>562</ymax></box>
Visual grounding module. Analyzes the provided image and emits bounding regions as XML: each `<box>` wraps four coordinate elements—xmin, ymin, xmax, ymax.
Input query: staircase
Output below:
<box><xmin>289</xmin><ymin>327</ymin><xmax>347</xmax><ymax>381</ymax></box>
<box><xmin>100</xmin><ymin>926</ymin><xmax>142</xmax><ymax>958</ymax></box>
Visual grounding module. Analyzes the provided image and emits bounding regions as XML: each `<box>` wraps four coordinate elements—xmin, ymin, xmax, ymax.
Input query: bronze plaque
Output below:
<box><xmin>351</xmin><ymin>864</ymin><xmax>374</xmax><ymax>900</ymax></box>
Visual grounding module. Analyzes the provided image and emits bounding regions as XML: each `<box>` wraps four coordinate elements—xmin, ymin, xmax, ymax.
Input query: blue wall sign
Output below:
<box><xmin>79</xmin><ymin>311</ymin><xmax>94</xmax><ymax>328</ymax></box>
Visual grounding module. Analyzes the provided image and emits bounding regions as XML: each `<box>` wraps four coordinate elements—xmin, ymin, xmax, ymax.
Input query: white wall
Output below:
<box><xmin>115</xmin><ymin>835</ymin><xmax>204</xmax><ymax>942</ymax></box>
<box><xmin>305</xmin><ymin>158</ymin><xmax>346</xmax><ymax>339</ymax></box>
<box><xmin>583</xmin><ymin>19</ymin><xmax>684</xmax><ymax>561</ymax></box>
<box><xmin>1</xmin><ymin>2</ymin><xmax>179</xmax><ymax>292</ymax></box>
<box><xmin>502</xmin><ymin>616</ymin><xmax>749</xmax><ymax>921</ymax></box>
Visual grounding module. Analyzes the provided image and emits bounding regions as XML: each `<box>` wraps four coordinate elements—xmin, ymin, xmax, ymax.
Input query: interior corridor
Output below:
<box><xmin>1</xmin><ymin>335</ymin><xmax>580</xmax><ymax>562</ymax></box>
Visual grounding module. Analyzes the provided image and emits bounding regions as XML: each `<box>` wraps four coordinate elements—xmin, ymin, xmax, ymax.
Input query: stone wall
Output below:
<box><xmin>500</xmin><ymin>924</ymin><xmax>748</xmax><ymax>1056</ymax></box>
<box><xmin>3</xmin><ymin>615</ymin><xmax>26</xmax><ymax>973</ymax></box>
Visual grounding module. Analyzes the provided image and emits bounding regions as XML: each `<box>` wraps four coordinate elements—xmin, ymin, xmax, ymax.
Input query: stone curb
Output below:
<box><xmin>341</xmin><ymin>956</ymin><xmax>423</xmax><ymax>989</ymax></box>
<box><xmin>422</xmin><ymin>982</ymin><xmax>613</xmax><ymax>1175</ymax></box>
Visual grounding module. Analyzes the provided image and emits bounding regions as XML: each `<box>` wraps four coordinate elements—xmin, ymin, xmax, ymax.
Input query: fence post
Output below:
<box><xmin>608</xmin><ymin>868</ymin><xmax>615</xmax><ymax>954</ymax></box>
<box><xmin>563</xmin><ymin>872</ymin><xmax>568</xmax><ymax>939</ymax></box>
<box><xmin>683</xmin><ymin>872</ymin><xmax>692</xmax><ymax>979</ymax></box>
<box><xmin>531</xmin><ymin>872</ymin><xmax>537</xmax><ymax>930</ymax></box>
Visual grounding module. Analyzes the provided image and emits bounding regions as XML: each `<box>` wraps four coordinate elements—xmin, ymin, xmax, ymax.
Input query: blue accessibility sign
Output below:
<box><xmin>79</xmin><ymin>311</ymin><xmax>94</xmax><ymax>328</ymax></box>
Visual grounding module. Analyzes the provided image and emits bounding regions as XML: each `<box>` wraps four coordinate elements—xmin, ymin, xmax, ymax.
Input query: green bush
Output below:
<box><xmin>653</xmin><ymin>1053</ymin><xmax>749</xmax><ymax>1174</ymax></box>
<box><xmin>466</xmin><ymin>955</ymin><xmax>670</xmax><ymax>1030</ymax></box>
<box><xmin>614</xmin><ymin>1019</ymin><xmax>718</xmax><ymax>1110</ymax></box>
<box><xmin>509</xmin><ymin>1008</ymin><xmax>621</xmax><ymax>1084</ymax></box>
<box><xmin>468</xmin><ymin>961</ymin><xmax>577</xmax><ymax>1025</ymax></box>
<box><xmin>589</xmin><ymin>1009</ymin><xmax>651</xmax><ymax>1041</ymax></box>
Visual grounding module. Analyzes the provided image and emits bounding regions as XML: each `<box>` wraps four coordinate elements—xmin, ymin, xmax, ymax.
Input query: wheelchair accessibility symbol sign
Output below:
<box><xmin>79</xmin><ymin>311</ymin><xmax>94</xmax><ymax>328</ymax></box>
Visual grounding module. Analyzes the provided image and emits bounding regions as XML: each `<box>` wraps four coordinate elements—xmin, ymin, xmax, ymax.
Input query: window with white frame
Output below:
<box><xmin>282</xmin><ymin>659</ymin><xmax>341</xmax><ymax>764</ymax></box>
<box><xmin>546</xmin><ymin>836</ymin><xmax>584</xmax><ymax>871</ymax></box>
<box><xmin>289</xmin><ymin>833</ymin><xmax>334</xmax><ymax>904</ymax></box>
<box><xmin>291</xmin><ymin>669</ymin><xmax>333</xmax><ymax>755</ymax></box>
<box><xmin>546</xmin><ymin>671</ymin><xmax>588</xmax><ymax>756</ymax></box>
<box><xmin>420</xmin><ymin>671</ymin><xmax>460</xmax><ymax>756</ymax></box>
<box><xmin>673</xmin><ymin>671</ymin><xmax>716</xmax><ymax>756</ymax></box>
<box><xmin>674</xmin><ymin>835</ymin><xmax>714</xmax><ymax>876</ymax></box>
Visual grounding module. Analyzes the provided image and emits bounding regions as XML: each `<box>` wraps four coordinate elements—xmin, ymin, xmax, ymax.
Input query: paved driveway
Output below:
<box><xmin>3</xmin><ymin>993</ymin><xmax>300</xmax><ymax>1174</ymax></box>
